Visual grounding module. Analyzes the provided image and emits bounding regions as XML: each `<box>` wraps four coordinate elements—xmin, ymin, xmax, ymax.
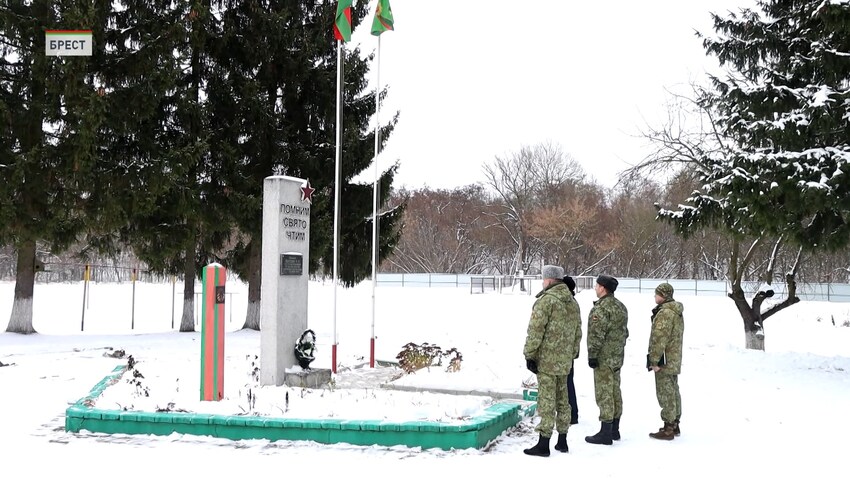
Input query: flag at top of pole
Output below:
<box><xmin>334</xmin><ymin>0</ymin><xmax>353</xmax><ymax>42</ymax></box>
<box><xmin>371</xmin><ymin>0</ymin><xmax>394</xmax><ymax>36</ymax></box>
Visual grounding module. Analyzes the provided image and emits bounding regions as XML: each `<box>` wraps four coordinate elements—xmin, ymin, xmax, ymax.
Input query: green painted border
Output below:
<box><xmin>65</xmin><ymin>366</ymin><xmax>536</xmax><ymax>450</ymax></box>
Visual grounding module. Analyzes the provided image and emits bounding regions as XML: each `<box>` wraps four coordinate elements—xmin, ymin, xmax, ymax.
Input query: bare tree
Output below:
<box><xmin>482</xmin><ymin>142</ymin><xmax>583</xmax><ymax>280</ymax></box>
<box><xmin>606</xmin><ymin>177</ymin><xmax>665</xmax><ymax>277</ymax></box>
<box><xmin>530</xmin><ymin>179</ymin><xmax>614</xmax><ymax>275</ymax></box>
<box><xmin>384</xmin><ymin>186</ymin><xmax>492</xmax><ymax>274</ymax></box>
<box><xmin>528</xmin><ymin>197</ymin><xmax>595</xmax><ymax>265</ymax></box>
<box><xmin>621</xmin><ymin>89</ymin><xmax>719</xmax><ymax>184</ymax></box>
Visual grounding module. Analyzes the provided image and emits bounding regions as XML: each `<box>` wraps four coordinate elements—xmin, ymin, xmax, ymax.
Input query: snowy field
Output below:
<box><xmin>1</xmin><ymin>278</ymin><xmax>849</xmax><ymax>477</ymax></box>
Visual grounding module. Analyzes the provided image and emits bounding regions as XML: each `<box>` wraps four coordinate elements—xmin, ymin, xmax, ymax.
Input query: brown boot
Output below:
<box><xmin>674</xmin><ymin>420</ymin><xmax>681</xmax><ymax>436</ymax></box>
<box><xmin>649</xmin><ymin>422</ymin><xmax>676</xmax><ymax>440</ymax></box>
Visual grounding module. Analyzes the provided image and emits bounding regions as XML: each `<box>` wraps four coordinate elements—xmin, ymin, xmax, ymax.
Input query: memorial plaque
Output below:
<box><xmin>215</xmin><ymin>285</ymin><xmax>226</xmax><ymax>304</ymax></box>
<box><xmin>280</xmin><ymin>253</ymin><xmax>303</xmax><ymax>276</ymax></box>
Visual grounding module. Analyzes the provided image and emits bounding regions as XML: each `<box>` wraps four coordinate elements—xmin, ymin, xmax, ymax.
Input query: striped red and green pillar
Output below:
<box><xmin>200</xmin><ymin>264</ymin><xmax>226</xmax><ymax>401</ymax></box>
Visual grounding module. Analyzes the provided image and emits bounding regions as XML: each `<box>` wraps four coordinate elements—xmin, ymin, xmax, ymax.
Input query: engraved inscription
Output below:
<box><xmin>280</xmin><ymin>202</ymin><xmax>310</xmax><ymax>242</ymax></box>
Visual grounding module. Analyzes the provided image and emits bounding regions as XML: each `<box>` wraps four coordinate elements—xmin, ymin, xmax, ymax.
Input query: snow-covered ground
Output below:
<box><xmin>1</xmin><ymin>278</ymin><xmax>849</xmax><ymax>476</ymax></box>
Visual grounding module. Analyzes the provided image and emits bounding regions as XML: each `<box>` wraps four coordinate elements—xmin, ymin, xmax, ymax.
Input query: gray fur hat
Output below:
<box><xmin>542</xmin><ymin>265</ymin><xmax>565</xmax><ymax>280</ymax></box>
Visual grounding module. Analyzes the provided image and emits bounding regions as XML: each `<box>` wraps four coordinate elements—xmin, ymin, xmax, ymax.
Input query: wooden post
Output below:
<box><xmin>171</xmin><ymin>275</ymin><xmax>176</xmax><ymax>329</ymax></box>
<box><xmin>80</xmin><ymin>264</ymin><xmax>90</xmax><ymax>332</ymax></box>
<box><xmin>131</xmin><ymin>268</ymin><xmax>137</xmax><ymax>330</ymax></box>
<box><xmin>200</xmin><ymin>263</ymin><xmax>226</xmax><ymax>401</ymax></box>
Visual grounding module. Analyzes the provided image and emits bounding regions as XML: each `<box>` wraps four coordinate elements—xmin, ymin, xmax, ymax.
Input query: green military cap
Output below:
<box><xmin>655</xmin><ymin>283</ymin><xmax>674</xmax><ymax>300</ymax></box>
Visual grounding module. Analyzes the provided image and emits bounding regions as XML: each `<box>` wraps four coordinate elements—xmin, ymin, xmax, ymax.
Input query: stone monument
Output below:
<box><xmin>260</xmin><ymin>175</ymin><xmax>329</xmax><ymax>388</ymax></box>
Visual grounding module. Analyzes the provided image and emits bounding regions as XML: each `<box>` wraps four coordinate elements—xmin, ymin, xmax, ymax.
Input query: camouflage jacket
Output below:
<box><xmin>586</xmin><ymin>293</ymin><xmax>629</xmax><ymax>370</ymax></box>
<box><xmin>523</xmin><ymin>282</ymin><xmax>582</xmax><ymax>375</ymax></box>
<box><xmin>648</xmin><ymin>300</ymin><xmax>684</xmax><ymax>374</ymax></box>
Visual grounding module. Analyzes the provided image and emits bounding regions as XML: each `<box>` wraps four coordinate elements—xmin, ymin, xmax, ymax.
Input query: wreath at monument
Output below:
<box><xmin>294</xmin><ymin>329</ymin><xmax>317</xmax><ymax>369</ymax></box>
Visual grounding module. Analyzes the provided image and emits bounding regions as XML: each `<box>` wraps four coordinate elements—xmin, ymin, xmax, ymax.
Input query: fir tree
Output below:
<box><xmin>103</xmin><ymin>1</ymin><xmax>234</xmax><ymax>332</ymax></box>
<box><xmin>207</xmin><ymin>1</ymin><xmax>403</xmax><ymax>329</ymax></box>
<box><xmin>0</xmin><ymin>1</ymin><xmax>112</xmax><ymax>333</ymax></box>
<box><xmin>661</xmin><ymin>0</ymin><xmax>850</xmax><ymax>246</ymax></box>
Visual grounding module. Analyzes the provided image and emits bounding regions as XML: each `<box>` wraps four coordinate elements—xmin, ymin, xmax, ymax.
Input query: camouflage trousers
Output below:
<box><xmin>593</xmin><ymin>365</ymin><xmax>623</xmax><ymax>422</ymax></box>
<box><xmin>535</xmin><ymin>372</ymin><xmax>571</xmax><ymax>437</ymax></box>
<box><xmin>654</xmin><ymin>371</ymin><xmax>681</xmax><ymax>423</ymax></box>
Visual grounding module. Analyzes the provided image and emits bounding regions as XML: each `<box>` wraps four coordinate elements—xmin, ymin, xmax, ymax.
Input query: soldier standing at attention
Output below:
<box><xmin>522</xmin><ymin>265</ymin><xmax>582</xmax><ymax>457</ymax></box>
<box><xmin>563</xmin><ymin>275</ymin><xmax>580</xmax><ymax>425</ymax></box>
<box><xmin>647</xmin><ymin>282</ymin><xmax>685</xmax><ymax>440</ymax></box>
<box><xmin>585</xmin><ymin>274</ymin><xmax>629</xmax><ymax>445</ymax></box>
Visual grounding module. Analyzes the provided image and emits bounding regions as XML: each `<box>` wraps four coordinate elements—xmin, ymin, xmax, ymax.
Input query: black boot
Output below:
<box><xmin>585</xmin><ymin>421</ymin><xmax>613</xmax><ymax>445</ymax></box>
<box><xmin>554</xmin><ymin>433</ymin><xmax>568</xmax><ymax>453</ymax></box>
<box><xmin>674</xmin><ymin>420</ymin><xmax>681</xmax><ymax>436</ymax></box>
<box><xmin>523</xmin><ymin>434</ymin><xmax>551</xmax><ymax>457</ymax></box>
<box><xmin>612</xmin><ymin>417</ymin><xmax>621</xmax><ymax>441</ymax></box>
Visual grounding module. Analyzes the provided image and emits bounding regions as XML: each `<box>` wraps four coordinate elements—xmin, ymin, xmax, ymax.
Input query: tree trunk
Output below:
<box><xmin>243</xmin><ymin>238</ymin><xmax>262</xmax><ymax>330</ymax></box>
<box><xmin>516</xmin><ymin>234</ymin><xmax>526</xmax><ymax>292</ymax></box>
<box><xmin>745</xmin><ymin>330</ymin><xmax>765</xmax><ymax>351</ymax></box>
<box><xmin>729</xmin><ymin>288</ymin><xmax>765</xmax><ymax>351</ymax></box>
<box><xmin>180</xmin><ymin>245</ymin><xmax>196</xmax><ymax>332</ymax></box>
<box><xmin>6</xmin><ymin>240</ymin><xmax>37</xmax><ymax>334</ymax></box>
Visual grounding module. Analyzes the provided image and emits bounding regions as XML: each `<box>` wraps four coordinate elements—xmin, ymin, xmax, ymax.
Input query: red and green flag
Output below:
<box><xmin>334</xmin><ymin>0</ymin><xmax>353</xmax><ymax>42</ymax></box>
<box><xmin>371</xmin><ymin>0</ymin><xmax>394</xmax><ymax>36</ymax></box>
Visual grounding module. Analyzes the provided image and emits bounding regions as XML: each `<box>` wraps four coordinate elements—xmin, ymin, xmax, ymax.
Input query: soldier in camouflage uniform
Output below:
<box><xmin>522</xmin><ymin>265</ymin><xmax>582</xmax><ymax>457</ymax></box>
<box><xmin>647</xmin><ymin>282</ymin><xmax>684</xmax><ymax>440</ymax></box>
<box><xmin>585</xmin><ymin>274</ymin><xmax>629</xmax><ymax>446</ymax></box>
<box><xmin>563</xmin><ymin>275</ymin><xmax>580</xmax><ymax>424</ymax></box>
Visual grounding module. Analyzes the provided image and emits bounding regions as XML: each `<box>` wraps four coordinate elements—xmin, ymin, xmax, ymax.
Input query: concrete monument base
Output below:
<box><xmin>284</xmin><ymin>368</ymin><xmax>332</xmax><ymax>389</ymax></box>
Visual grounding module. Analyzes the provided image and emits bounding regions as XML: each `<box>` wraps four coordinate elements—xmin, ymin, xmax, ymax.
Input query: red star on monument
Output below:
<box><xmin>301</xmin><ymin>180</ymin><xmax>315</xmax><ymax>204</ymax></box>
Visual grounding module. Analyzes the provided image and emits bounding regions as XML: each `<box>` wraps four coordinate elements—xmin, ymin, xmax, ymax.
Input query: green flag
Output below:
<box><xmin>334</xmin><ymin>0</ymin><xmax>353</xmax><ymax>42</ymax></box>
<box><xmin>371</xmin><ymin>0</ymin><xmax>394</xmax><ymax>36</ymax></box>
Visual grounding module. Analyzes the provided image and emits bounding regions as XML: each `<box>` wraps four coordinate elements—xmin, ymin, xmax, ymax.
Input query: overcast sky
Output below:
<box><xmin>349</xmin><ymin>0</ymin><xmax>754</xmax><ymax>191</ymax></box>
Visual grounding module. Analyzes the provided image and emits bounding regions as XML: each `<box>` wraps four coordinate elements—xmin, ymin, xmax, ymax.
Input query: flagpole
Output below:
<box><xmin>370</xmin><ymin>35</ymin><xmax>381</xmax><ymax>369</ymax></box>
<box><xmin>332</xmin><ymin>38</ymin><xmax>344</xmax><ymax>374</ymax></box>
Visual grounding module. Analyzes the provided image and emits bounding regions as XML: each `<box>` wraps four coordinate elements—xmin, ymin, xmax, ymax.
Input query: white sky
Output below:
<box><xmin>2</xmin><ymin>278</ymin><xmax>849</xmax><ymax>475</ymax></box>
<box><xmin>353</xmin><ymin>0</ymin><xmax>752</xmax><ymax>190</ymax></box>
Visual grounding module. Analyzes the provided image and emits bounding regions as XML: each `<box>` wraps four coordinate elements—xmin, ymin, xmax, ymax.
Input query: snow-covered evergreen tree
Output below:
<box><xmin>661</xmin><ymin>0</ymin><xmax>850</xmax><ymax>247</ymax></box>
<box><xmin>657</xmin><ymin>0</ymin><xmax>850</xmax><ymax>349</ymax></box>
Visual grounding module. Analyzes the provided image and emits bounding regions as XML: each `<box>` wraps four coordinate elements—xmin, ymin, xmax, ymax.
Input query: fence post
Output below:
<box><xmin>86</xmin><ymin>265</ymin><xmax>91</xmax><ymax>309</ymax></box>
<box><xmin>171</xmin><ymin>276</ymin><xmax>176</xmax><ymax>329</ymax></box>
<box><xmin>131</xmin><ymin>268</ymin><xmax>137</xmax><ymax>330</ymax></box>
<box><xmin>80</xmin><ymin>264</ymin><xmax>90</xmax><ymax>332</ymax></box>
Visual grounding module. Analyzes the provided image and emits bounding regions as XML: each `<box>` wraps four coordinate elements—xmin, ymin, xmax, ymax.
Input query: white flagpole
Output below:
<box><xmin>370</xmin><ymin>34</ymin><xmax>381</xmax><ymax>369</ymax></box>
<box><xmin>332</xmin><ymin>38</ymin><xmax>344</xmax><ymax>374</ymax></box>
